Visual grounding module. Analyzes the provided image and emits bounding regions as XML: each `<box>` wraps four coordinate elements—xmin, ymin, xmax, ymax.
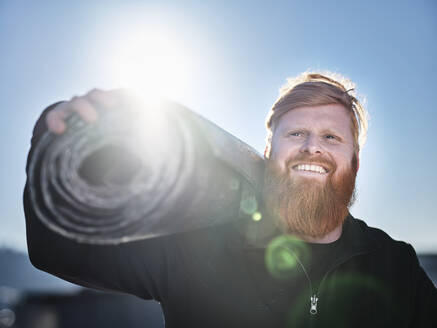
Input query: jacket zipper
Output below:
<box><xmin>288</xmin><ymin>248</ymin><xmax>372</xmax><ymax>316</ymax></box>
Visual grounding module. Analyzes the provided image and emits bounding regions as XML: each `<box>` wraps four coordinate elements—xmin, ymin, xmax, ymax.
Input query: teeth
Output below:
<box><xmin>295</xmin><ymin>164</ymin><xmax>326</xmax><ymax>174</ymax></box>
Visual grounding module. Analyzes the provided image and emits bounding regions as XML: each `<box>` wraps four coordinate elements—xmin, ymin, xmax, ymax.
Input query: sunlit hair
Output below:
<box><xmin>265</xmin><ymin>71</ymin><xmax>368</xmax><ymax>158</ymax></box>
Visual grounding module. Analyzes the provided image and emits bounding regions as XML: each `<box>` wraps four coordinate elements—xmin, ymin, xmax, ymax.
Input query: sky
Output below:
<box><xmin>1</xmin><ymin>0</ymin><xmax>436</xmax><ymax>253</ymax></box>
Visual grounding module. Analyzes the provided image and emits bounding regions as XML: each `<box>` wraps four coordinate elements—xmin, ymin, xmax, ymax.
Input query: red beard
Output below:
<box><xmin>263</xmin><ymin>153</ymin><xmax>357</xmax><ymax>238</ymax></box>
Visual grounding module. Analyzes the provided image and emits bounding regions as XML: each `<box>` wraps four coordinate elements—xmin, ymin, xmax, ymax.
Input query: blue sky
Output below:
<box><xmin>1</xmin><ymin>0</ymin><xmax>436</xmax><ymax>252</ymax></box>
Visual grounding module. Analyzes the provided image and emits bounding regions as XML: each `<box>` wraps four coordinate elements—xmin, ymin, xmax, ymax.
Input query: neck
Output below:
<box><xmin>293</xmin><ymin>224</ymin><xmax>343</xmax><ymax>244</ymax></box>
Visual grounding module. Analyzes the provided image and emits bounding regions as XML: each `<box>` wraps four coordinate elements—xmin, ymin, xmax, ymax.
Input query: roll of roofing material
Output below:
<box><xmin>27</xmin><ymin>99</ymin><xmax>265</xmax><ymax>244</ymax></box>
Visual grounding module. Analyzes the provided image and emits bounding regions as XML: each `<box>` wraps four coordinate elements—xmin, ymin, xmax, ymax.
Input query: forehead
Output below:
<box><xmin>275</xmin><ymin>104</ymin><xmax>353</xmax><ymax>136</ymax></box>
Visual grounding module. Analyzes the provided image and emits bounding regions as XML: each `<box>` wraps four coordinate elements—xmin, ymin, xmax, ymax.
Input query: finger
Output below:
<box><xmin>85</xmin><ymin>88</ymin><xmax>136</xmax><ymax>109</ymax></box>
<box><xmin>93</xmin><ymin>88</ymin><xmax>139</xmax><ymax>108</ymax></box>
<box><xmin>69</xmin><ymin>96</ymin><xmax>98</xmax><ymax>123</ymax></box>
<box><xmin>85</xmin><ymin>88</ymin><xmax>117</xmax><ymax>108</ymax></box>
<box><xmin>46</xmin><ymin>108</ymin><xmax>67</xmax><ymax>134</ymax></box>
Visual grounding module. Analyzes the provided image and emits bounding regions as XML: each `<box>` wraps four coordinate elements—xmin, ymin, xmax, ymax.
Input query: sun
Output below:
<box><xmin>107</xmin><ymin>24</ymin><xmax>194</xmax><ymax>104</ymax></box>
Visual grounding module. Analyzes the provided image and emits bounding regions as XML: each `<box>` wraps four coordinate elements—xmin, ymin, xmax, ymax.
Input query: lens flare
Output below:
<box><xmin>265</xmin><ymin>235</ymin><xmax>310</xmax><ymax>280</ymax></box>
<box><xmin>240</xmin><ymin>196</ymin><xmax>258</xmax><ymax>215</ymax></box>
<box><xmin>252</xmin><ymin>211</ymin><xmax>262</xmax><ymax>221</ymax></box>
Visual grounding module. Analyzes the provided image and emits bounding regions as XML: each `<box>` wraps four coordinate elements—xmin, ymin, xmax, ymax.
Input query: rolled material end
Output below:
<box><xmin>27</xmin><ymin>100</ymin><xmax>264</xmax><ymax>244</ymax></box>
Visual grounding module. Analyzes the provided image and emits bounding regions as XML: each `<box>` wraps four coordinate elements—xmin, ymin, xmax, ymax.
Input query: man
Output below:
<box><xmin>24</xmin><ymin>72</ymin><xmax>436</xmax><ymax>327</ymax></box>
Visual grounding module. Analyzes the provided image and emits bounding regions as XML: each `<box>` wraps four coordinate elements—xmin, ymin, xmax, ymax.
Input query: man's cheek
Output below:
<box><xmin>270</xmin><ymin>157</ymin><xmax>287</xmax><ymax>173</ymax></box>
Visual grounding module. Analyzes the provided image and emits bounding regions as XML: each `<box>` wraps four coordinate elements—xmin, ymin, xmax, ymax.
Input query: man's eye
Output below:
<box><xmin>325</xmin><ymin>135</ymin><xmax>336</xmax><ymax>140</ymax></box>
<box><xmin>289</xmin><ymin>132</ymin><xmax>302</xmax><ymax>137</ymax></box>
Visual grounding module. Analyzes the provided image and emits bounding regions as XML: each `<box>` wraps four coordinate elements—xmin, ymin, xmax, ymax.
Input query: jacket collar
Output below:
<box><xmin>237</xmin><ymin>212</ymin><xmax>381</xmax><ymax>257</ymax></box>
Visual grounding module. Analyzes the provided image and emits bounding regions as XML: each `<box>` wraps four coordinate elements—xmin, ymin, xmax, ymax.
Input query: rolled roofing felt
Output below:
<box><xmin>27</xmin><ymin>99</ymin><xmax>265</xmax><ymax>244</ymax></box>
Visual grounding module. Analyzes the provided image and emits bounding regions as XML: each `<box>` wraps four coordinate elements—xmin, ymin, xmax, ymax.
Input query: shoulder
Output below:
<box><xmin>346</xmin><ymin>215</ymin><xmax>417</xmax><ymax>259</ymax></box>
<box><xmin>345</xmin><ymin>215</ymin><xmax>423</xmax><ymax>290</ymax></box>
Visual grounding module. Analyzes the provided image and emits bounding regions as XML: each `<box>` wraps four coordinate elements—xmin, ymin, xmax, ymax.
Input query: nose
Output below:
<box><xmin>300</xmin><ymin>135</ymin><xmax>323</xmax><ymax>155</ymax></box>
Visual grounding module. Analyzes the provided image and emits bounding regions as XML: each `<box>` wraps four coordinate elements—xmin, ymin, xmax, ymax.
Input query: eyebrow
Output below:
<box><xmin>280</xmin><ymin>127</ymin><xmax>345</xmax><ymax>138</ymax></box>
<box><xmin>320</xmin><ymin>128</ymin><xmax>344</xmax><ymax>137</ymax></box>
<box><xmin>278</xmin><ymin>126</ymin><xmax>304</xmax><ymax>135</ymax></box>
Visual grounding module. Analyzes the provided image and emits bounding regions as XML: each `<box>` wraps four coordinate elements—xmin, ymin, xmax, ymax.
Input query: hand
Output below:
<box><xmin>45</xmin><ymin>89</ymin><xmax>128</xmax><ymax>135</ymax></box>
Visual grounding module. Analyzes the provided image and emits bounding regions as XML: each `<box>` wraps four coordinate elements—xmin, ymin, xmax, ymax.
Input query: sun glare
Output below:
<box><xmin>107</xmin><ymin>25</ymin><xmax>194</xmax><ymax>105</ymax></box>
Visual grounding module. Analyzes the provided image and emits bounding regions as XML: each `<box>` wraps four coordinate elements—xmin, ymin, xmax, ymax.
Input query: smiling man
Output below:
<box><xmin>260</xmin><ymin>73</ymin><xmax>436</xmax><ymax>326</ymax></box>
<box><xmin>24</xmin><ymin>72</ymin><xmax>436</xmax><ymax>327</ymax></box>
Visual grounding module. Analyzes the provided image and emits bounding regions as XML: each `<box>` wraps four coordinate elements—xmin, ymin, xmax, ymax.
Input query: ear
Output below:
<box><xmin>263</xmin><ymin>146</ymin><xmax>268</xmax><ymax>159</ymax></box>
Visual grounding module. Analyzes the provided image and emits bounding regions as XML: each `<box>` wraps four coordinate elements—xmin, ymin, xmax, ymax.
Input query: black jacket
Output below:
<box><xmin>24</xmin><ymin>106</ymin><xmax>437</xmax><ymax>327</ymax></box>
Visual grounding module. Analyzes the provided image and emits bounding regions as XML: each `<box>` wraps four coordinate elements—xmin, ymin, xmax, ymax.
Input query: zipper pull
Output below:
<box><xmin>310</xmin><ymin>294</ymin><xmax>318</xmax><ymax>315</ymax></box>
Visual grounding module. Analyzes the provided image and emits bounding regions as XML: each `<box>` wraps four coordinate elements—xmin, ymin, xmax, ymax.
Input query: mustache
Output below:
<box><xmin>284</xmin><ymin>153</ymin><xmax>337</xmax><ymax>172</ymax></box>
